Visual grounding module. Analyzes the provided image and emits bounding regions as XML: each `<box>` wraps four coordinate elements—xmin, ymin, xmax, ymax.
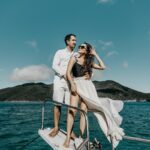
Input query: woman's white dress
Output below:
<box><xmin>73</xmin><ymin>77</ymin><xmax>125</xmax><ymax>149</ymax></box>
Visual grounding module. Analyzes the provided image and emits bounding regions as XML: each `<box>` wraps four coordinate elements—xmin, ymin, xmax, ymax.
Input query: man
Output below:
<box><xmin>49</xmin><ymin>34</ymin><xmax>77</xmax><ymax>137</ymax></box>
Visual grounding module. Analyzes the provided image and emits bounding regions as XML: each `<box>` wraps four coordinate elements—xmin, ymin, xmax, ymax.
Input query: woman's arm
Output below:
<box><xmin>66</xmin><ymin>56</ymin><xmax>77</xmax><ymax>95</ymax></box>
<box><xmin>91</xmin><ymin>49</ymin><xmax>106</xmax><ymax>70</ymax></box>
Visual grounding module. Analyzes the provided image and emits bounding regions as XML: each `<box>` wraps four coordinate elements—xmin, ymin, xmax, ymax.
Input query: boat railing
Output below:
<box><xmin>88</xmin><ymin>109</ymin><xmax>150</xmax><ymax>150</ymax></box>
<box><xmin>41</xmin><ymin>99</ymin><xmax>90</xmax><ymax>150</ymax></box>
<box><xmin>41</xmin><ymin>99</ymin><xmax>150</xmax><ymax>150</ymax></box>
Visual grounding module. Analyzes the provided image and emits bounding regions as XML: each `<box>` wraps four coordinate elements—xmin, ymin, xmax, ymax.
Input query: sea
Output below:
<box><xmin>0</xmin><ymin>101</ymin><xmax>150</xmax><ymax>150</ymax></box>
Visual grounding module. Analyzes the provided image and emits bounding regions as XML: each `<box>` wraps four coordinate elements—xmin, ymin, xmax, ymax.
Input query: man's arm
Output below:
<box><xmin>52</xmin><ymin>50</ymin><xmax>65</xmax><ymax>77</ymax></box>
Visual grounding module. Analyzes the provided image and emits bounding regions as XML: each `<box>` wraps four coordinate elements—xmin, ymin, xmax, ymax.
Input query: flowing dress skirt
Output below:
<box><xmin>73</xmin><ymin>77</ymin><xmax>125</xmax><ymax>148</ymax></box>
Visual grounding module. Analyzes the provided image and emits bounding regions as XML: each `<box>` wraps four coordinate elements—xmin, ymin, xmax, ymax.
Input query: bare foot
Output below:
<box><xmin>49</xmin><ymin>127</ymin><xmax>59</xmax><ymax>137</ymax></box>
<box><xmin>63</xmin><ymin>139</ymin><xmax>70</xmax><ymax>148</ymax></box>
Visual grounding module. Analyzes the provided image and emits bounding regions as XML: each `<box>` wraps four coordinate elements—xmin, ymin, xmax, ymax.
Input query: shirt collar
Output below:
<box><xmin>65</xmin><ymin>47</ymin><xmax>74</xmax><ymax>54</ymax></box>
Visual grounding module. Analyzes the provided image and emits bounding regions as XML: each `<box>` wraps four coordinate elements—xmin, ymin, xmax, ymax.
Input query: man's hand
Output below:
<box><xmin>62</xmin><ymin>74</ymin><xmax>67</xmax><ymax>80</ymax></box>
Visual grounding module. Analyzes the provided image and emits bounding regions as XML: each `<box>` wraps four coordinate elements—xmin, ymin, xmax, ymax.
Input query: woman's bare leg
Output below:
<box><xmin>63</xmin><ymin>94</ymin><xmax>80</xmax><ymax>147</ymax></box>
<box><xmin>80</xmin><ymin>100</ymin><xmax>88</xmax><ymax>137</ymax></box>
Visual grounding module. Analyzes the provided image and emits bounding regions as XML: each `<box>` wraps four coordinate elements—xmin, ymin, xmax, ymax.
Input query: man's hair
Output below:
<box><xmin>64</xmin><ymin>34</ymin><xmax>76</xmax><ymax>45</ymax></box>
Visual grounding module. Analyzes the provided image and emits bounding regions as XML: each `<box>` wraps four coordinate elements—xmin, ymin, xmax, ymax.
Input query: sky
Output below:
<box><xmin>0</xmin><ymin>0</ymin><xmax>150</xmax><ymax>93</ymax></box>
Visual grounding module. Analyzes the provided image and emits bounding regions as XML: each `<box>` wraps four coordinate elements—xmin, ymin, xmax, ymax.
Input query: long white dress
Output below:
<box><xmin>73</xmin><ymin>76</ymin><xmax>125</xmax><ymax>149</ymax></box>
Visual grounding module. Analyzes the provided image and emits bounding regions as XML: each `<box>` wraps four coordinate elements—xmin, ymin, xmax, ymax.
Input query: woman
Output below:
<box><xmin>63</xmin><ymin>42</ymin><xmax>125</xmax><ymax>149</ymax></box>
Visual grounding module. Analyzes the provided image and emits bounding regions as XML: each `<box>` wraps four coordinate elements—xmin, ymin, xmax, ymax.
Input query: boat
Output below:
<box><xmin>38</xmin><ymin>100</ymin><xmax>150</xmax><ymax>150</ymax></box>
<box><xmin>38</xmin><ymin>100</ymin><xmax>103</xmax><ymax>150</ymax></box>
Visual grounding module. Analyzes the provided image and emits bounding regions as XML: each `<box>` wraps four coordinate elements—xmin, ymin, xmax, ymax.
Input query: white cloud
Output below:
<box><xmin>97</xmin><ymin>0</ymin><xmax>135</xmax><ymax>5</ymax></box>
<box><xmin>11</xmin><ymin>65</ymin><xmax>53</xmax><ymax>82</ymax></box>
<box><xmin>130</xmin><ymin>0</ymin><xmax>135</xmax><ymax>3</ymax></box>
<box><xmin>25</xmin><ymin>40</ymin><xmax>37</xmax><ymax>48</ymax></box>
<box><xmin>25</xmin><ymin>40</ymin><xmax>40</xmax><ymax>52</ymax></box>
<box><xmin>123</xmin><ymin>61</ymin><xmax>128</xmax><ymax>68</ymax></box>
<box><xmin>106</xmin><ymin>51</ymin><xmax>118</xmax><ymax>57</ymax></box>
<box><xmin>98</xmin><ymin>40</ymin><xmax>113</xmax><ymax>50</ymax></box>
<box><xmin>97</xmin><ymin>0</ymin><xmax>113</xmax><ymax>4</ymax></box>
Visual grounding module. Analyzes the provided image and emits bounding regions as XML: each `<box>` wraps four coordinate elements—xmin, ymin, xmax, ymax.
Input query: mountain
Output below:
<box><xmin>0</xmin><ymin>80</ymin><xmax>150</xmax><ymax>101</ymax></box>
<box><xmin>0</xmin><ymin>82</ymin><xmax>52</xmax><ymax>101</ymax></box>
<box><xmin>93</xmin><ymin>80</ymin><xmax>150</xmax><ymax>101</ymax></box>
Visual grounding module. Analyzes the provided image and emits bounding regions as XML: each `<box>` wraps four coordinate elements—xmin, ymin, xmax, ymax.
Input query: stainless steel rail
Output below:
<box><xmin>41</xmin><ymin>100</ymin><xmax>150</xmax><ymax>150</ymax></box>
<box><xmin>88</xmin><ymin>109</ymin><xmax>150</xmax><ymax>150</ymax></box>
<box><xmin>41</xmin><ymin>99</ymin><xmax>90</xmax><ymax>150</ymax></box>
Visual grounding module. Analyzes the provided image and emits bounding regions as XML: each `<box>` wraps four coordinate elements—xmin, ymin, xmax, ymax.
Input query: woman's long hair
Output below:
<box><xmin>83</xmin><ymin>42</ymin><xmax>94</xmax><ymax>77</ymax></box>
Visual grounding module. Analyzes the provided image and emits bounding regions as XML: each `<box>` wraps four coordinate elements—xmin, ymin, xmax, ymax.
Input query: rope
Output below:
<box><xmin>19</xmin><ymin>135</ymin><xmax>40</xmax><ymax>150</ymax></box>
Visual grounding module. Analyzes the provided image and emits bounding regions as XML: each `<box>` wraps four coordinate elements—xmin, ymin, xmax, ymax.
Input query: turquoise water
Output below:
<box><xmin>0</xmin><ymin>101</ymin><xmax>150</xmax><ymax>150</ymax></box>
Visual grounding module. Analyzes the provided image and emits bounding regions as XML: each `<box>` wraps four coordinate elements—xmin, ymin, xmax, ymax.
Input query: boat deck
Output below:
<box><xmin>38</xmin><ymin>128</ymin><xmax>75</xmax><ymax>150</ymax></box>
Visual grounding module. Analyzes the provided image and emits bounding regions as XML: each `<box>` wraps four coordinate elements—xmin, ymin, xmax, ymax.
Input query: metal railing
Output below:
<box><xmin>40</xmin><ymin>99</ymin><xmax>150</xmax><ymax>150</ymax></box>
<box><xmin>41</xmin><ymin>99</ymin><xmax>90</xmax><ymax>150</ymax></box>
<box><xmin>88</xmin><ymin>109</ymin><xmax>150</xmax><ymax>150</ymax></box>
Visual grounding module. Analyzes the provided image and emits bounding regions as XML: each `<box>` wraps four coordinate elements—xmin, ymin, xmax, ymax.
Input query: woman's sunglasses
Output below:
<box><xmin>78</xmin><ymin>45</ymin><xmax>86</xmax><ymax>49</ymax></box>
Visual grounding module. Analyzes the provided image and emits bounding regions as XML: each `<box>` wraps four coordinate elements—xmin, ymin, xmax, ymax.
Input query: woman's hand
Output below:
<box><xmin>71</xmin><ymin>83</ymin><xmax>77</xmax><ymax>95</ymax></box>
<box><xmin>90</xmin><ymin>48</ymin><xmax>97</xmax><ymax>56</ymax></box>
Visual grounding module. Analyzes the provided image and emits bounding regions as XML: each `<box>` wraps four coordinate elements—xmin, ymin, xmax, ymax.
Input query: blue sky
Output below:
<box><xmin>0</xmin><ymin>0</ymin><xmax>150</xmax><ymax>93</ymax></box>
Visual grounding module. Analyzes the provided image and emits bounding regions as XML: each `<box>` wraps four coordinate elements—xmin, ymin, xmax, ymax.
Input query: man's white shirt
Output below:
<box><xmin>52</xmin><ymin>48</ymin><xmax>76</xmax><ymax>80</ymax></box>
